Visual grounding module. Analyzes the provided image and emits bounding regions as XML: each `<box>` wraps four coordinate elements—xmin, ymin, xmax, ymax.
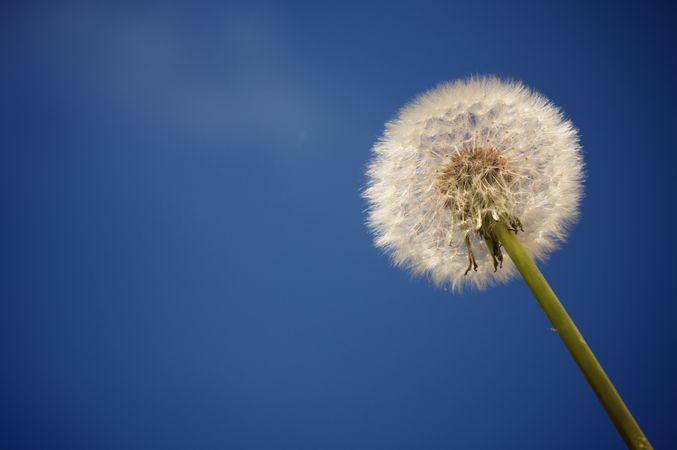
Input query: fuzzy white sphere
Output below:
<box><xmin>364</xmin><ymin>77</ymin><xmax>583</xmax><ymax>291</ymax></box>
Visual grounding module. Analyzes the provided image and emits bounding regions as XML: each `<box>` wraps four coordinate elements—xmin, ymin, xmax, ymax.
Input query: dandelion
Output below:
<box><xmin>365</xmin><ymin>77</ymin><xmax>582</xmax><ymax>291</ymax></box>
<box><xmin>364</xmin><ymin>76</ymin><xmax>651</xmax><ymax>449</ymax></box>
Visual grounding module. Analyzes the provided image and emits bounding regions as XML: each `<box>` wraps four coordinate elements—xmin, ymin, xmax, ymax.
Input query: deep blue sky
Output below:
<box><xmin>2</xmin><ymin>1</ymin><xmax>676</xmax><ymax>449</ymax></box>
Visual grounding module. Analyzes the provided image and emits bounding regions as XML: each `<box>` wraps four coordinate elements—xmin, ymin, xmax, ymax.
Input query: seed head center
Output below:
<box><xmin>437</xmin><ymin>147</ymin><xmax>509</xmax><ymax>198</ymax></box>
<box><xmin>436</xmin><ymin>146</ymin><xmax>523</xmax><ymax>275</ymax></box>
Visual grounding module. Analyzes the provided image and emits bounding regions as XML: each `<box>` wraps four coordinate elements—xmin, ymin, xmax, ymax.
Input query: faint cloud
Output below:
<box><xmin>18</xmin><ymin>3</ymin><xmax>328</xmax><ymax>149</ymax></box>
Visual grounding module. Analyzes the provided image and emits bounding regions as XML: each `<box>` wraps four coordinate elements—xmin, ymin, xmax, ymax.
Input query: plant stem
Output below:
<box><xmin>493</xmin><ymin>222</ymin><xmax>652</xmax><ymax>450</ymax></box>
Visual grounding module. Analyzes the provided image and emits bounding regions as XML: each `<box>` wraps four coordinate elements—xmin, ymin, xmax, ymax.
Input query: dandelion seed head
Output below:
<box><xmin>364</xmin><ymin>76</ymin><xmax>584</xmax><ymax>291</ymax></box>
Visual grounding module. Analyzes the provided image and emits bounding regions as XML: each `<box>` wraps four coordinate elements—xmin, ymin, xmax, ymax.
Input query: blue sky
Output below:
<box><xmin>1</xmin><ymin>1</ymin><xmax>676</xmax><ymax>449</ymax></box>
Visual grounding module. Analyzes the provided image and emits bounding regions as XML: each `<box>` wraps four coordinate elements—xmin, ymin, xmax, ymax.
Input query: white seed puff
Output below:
<box><xmin>364</xmin><ymin>76</ymin><xmax>584</xmax><ymax>291</ymax></box>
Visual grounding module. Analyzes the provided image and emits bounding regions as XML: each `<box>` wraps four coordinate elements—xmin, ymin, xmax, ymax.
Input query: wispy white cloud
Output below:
<box><xmin>15</xmin><ymin>3</ymin><xmax>334</xmax><ymax>149</ymax></box>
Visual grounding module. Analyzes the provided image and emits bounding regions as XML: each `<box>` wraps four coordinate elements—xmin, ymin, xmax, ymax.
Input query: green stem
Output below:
<box><xmin>493</xmin><ymin>222</ymin><xmax>652</xmax><ymax>450</ymax></box>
